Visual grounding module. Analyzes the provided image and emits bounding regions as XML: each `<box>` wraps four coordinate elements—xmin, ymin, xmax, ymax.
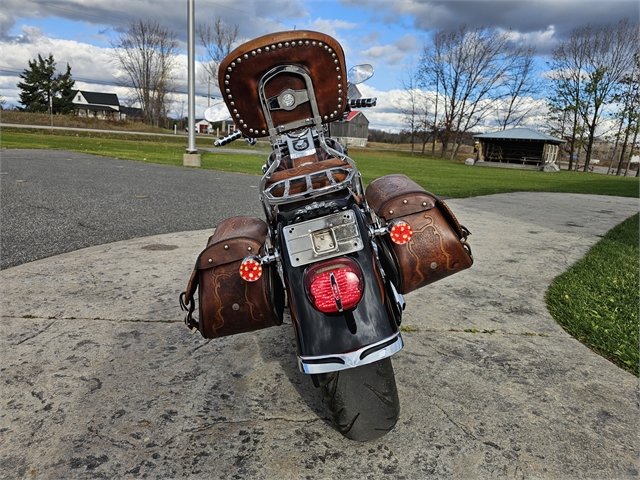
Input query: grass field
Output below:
<box><xmin>1</xmin><ymin>110</ymin><xmax>171</xmax><ymax>134</ymax></box>
<box><xmin>2</xmin><ymin>127</ymin><xmax>638</xmax><ymax>198</ymax></box>
<box><xmin>546</xmin><ymin>214</ymin><xmax>639</xmax><ymax>376</ymax></box>
<box><xmin>352</xmin><ymin>147</ymin><xmax>639</xmax><ymax>198</ymax></box>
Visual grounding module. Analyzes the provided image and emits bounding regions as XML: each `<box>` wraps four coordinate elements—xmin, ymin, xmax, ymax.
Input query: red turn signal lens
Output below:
<box><xmin>305</xmin><ymin>258</ymin><xmax>364</xmax><ymax>314</ymax></box>
<box><xmin>239</xmin><ymin>256</ymin><xmax>262</xmax><ymax>282</ymax></box>
<box><xmin>389</xmin><ymin>220</ymin><xmax>413</xmax><ymax>245</ymax></box>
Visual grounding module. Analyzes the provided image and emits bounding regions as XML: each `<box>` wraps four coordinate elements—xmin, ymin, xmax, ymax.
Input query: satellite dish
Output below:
<box><xmin>204</xmin><ymin>103</ymin><xmax>231</xmax><ymax>123</ymax></box>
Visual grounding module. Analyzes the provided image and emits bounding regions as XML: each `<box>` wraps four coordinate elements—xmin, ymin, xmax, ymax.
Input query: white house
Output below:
<box><xmin>72</xmin><ymin>90</ymin><xmax>120</xmax><ymax>119</ymax></box>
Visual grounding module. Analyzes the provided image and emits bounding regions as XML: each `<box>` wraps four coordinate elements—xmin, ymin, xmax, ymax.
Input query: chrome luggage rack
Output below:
<box><xmin>255</xmin><ymin>61</ymin><xmax>368</xmax><ymax>216</ymax></box>
<box><xmin>259</xmin><ymin>137</ymin><xmax>368</xmax><ymax>218</ymax></box>
<box><xmin>262</xmin><ymin>165</ymin><xmax>356</xmax><ymax>205</ymax></box>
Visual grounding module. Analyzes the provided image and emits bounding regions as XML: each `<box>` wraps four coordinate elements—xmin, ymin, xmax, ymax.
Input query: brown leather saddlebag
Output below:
<box><xmin>365</xmin><ymin>174</ymin><xmax>473</xmax><ymax>294</ymax></box>
<box><xmin>180</xmin><ymin>216</ymin><xmax>284</xmax><ymax>338</ymax></box>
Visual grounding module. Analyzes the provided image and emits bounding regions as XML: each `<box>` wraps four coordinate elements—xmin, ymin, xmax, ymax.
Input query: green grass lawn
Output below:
<box><xmin>352</xmin><ymin>148</ymin><xmax>639</xmax><ymax>198</ymax></box>
<box><xmin>0</xmin><ymin>128</ymin><xmax>269</xmax><ymax>173</ymax></box>
<box><xmin>2</xmin><ymin>128</ymin><xmax>638</xmax><ymax>198</ymax></box>
<box><xmin>546</xmin><ymin>214</ymin><xmax>639</xmax><ymax>376</ymax></box>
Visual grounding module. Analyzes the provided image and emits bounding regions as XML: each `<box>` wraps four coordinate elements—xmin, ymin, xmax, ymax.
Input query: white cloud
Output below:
<box><xmin>0</xmin><ymin>0</ymin><xmax>307</xmax><ymax>46</ymax></box>
<box><xmin>500</xmin><ymin>25</ymin><xmax>558</xmax><ymax>53</ymax></box>
<box><xmin>356</xmin><ymin>84</ymin><xmax>414</xmax><ymax>132</ymax></box>
<box><xmin>303</xmin><ymin>18</ymin><xmax>357</xmax><ymax>37</ymax></box>
<box><xmin>2</xmin><ymin>36</ymin><xmax>115</xmax><ymax>84</ymax></box>
<box><xmin>360</xmin><ymin>34</ymin><xmax>419</xmax><ymax>67</ymax></box>
<box><xmin>17</xmin><ymin>25</ymin><xmax>46</xmax><ymax>41</ymax></box>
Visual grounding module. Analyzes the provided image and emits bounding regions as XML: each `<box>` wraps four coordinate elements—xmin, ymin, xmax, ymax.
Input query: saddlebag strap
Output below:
<box><xmin>179</xmin><ymin>268</ymin><xmax>200</xmax><ymax>333</ymax></box>
<box><xmin>436</xmin><ymin>199</ymin><xmax>471</xmax><ymax>243</ymax></box>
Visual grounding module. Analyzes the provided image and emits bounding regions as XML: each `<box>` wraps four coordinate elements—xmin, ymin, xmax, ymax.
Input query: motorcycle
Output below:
<box><xmin>180</xmin><ymin>30</ymin><xmax>473</xmax><ymax>441</ymax></box>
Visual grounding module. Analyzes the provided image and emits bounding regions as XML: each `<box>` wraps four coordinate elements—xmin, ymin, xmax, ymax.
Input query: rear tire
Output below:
<box><xmin>316</xmin><ymin>358</ymin><xmax>400</xmax><ymax>441</ymax></box>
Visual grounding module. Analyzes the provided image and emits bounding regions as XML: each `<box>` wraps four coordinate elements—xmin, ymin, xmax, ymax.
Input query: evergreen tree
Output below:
<box><xmin>54</xmin><ymin>63</ymin><xmax>76</xmax><ymax>114</ymax></box>
<box><xmin>17</xmin><ymin>53</ymin><xmax>75</xmax><ymax>114</ymax></box>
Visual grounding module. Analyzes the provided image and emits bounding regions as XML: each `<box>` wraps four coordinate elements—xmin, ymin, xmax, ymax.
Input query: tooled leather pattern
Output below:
<box><xmin>202</xmin><ymin>263</ymin><xmax>275</xmax><ymax>338</ymax></box>
<box><xmin>394</xmin><ymin>209</ymin><xmax>473</xmax><ymax>294</ymax></box>
<box><xmin>406</xmin><ymin>214</ymin><xmax>447</xmax><ymax>288</ymax></box>
<box><xmin>188</xmin><ymin>215</ymin><xmax>278</xmax><ymax>338</ymax></box>
<box><xmin>207</xmin><ymin>268</ymin><xmax>231</xmax><ymax>334</ymax></box>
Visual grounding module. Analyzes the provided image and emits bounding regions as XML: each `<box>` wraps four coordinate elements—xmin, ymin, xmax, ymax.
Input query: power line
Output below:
<box><xmin>198</xmin><ymin>0</ymin><xmax>269</xmax><ymax>21</ymax></box>
<box><xmin>19</xmin><ymin>0</ymin><xmax>278</xmax><ymax>42</ymax></box>
<box><xmin>0</xmin><ymin>66</ymin><xmax>118</xmax><ymax>87</ymax></box>
<box><xmin>0</xmin><ymin>66</ymin><xmax>219</xmax><ymax>99</ymax></box>
<box><xmin>22</xmin><ymin>0</ymin><xmax>130</xmax><ymax>27</ymax></box>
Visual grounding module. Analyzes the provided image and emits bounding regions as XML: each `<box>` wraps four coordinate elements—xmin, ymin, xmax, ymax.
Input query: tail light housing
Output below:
<box><xmin>388</xmin><ymin>219</ymin><xmax>413</xmax><ymax>245</ymax></box>
<box><xmin>239</xmin><ymin>256</ymin><xmax>263</xmax><ymax>282</ymax></box>
<box><xmin>304</xmin><ymin>258</ymin><xmax>364</xmax><ymax>314</ymax></box>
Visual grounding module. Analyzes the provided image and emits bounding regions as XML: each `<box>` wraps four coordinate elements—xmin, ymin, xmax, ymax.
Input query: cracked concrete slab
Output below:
<box><xmin>1</xmin><ymin>192</ymin><xmax>638</xmax><ymax>479</ymax></box>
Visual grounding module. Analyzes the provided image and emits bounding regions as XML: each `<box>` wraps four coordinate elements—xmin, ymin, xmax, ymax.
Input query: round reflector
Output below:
<box><xmin>239</xmin><ymin>257</ymin><xmax>262</xmax><ymax>282</ymax></box>
<box><xmin>389</xmin><ymin>220</ymin><xmax>413</xmax><ymax>245</ymax></box>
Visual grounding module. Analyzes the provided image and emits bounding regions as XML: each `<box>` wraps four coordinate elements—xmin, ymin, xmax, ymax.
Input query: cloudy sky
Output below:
<box><xmin>1</xmin><ymin>0</ymin><xmax>637</xmax><ymax>132</ymax></box>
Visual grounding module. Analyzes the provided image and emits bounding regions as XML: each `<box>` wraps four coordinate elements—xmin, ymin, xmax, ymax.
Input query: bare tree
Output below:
<box><xmin>549</xmin><ymin>20</ymin><xmax>638</xmax><ymax>172</ymax></box>
<box><xmin>418</xmin><ymin>25</ymin><xmax>535</xmax><ymax>160</ymax></box>
<box><xmin>399</xmin><ymin>63</ymin><xmax>439</xmax><ymax>157</ymax></box>
<box><xmin>613</xmin><ymin>54</ymin><xmax>640</xmax><ymax>175</ymax></box>
<box><xmin>545</xmin><ymin>101</ymin><xmax>588</xmax><ymax>171</ymax></box>
<box><xmin>547</xmin><ymin>26</ymin><xmax>589</xmax><ymax>171</ymax></box>
<box><xmin>624</xmin><ymin>120</ymin><xmax>639</xmax><ymax>176</ymax></box>
<box><xmin>111</xmin><ymin>19</ymin><xmax>179</xmax><ymax>127</ymax></box>
<box><xmin>494</xmin><ymin>44</ymin><xmax>539</xmax><ymax>130</ymax></box>
<box><xmin>399</xmin><ymin>65</ymin><xmax>422</xmax><ymax>155</ymax></box>
<box><xmin>416</xmin><ymin>95</ymin><xmax>435</xmax><ymax>156</ymax></box>
<box><xmin>197</xmin><ymin>16</ymin><xmax>239</xmax><ymax>98</ymax></box>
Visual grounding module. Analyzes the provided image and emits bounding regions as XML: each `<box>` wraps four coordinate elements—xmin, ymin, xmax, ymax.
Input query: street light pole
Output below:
<box><xmin>183</xmin><ymin>0</ymin><xmax>201</xmax><ymax>166</ymax></box>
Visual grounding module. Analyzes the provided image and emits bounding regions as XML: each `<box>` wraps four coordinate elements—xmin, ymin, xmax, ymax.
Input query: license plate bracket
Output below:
<box><xmin>283</xmin><ymin>211</ymin><xmax>364</xmax><ymax>267</ymax></box>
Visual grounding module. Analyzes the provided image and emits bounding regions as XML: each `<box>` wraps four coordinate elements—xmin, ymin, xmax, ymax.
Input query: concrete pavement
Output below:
<box><xmin>1</xmin><ymin>189</ymin><xmax>638</xmax><ymax>479</ymax></box>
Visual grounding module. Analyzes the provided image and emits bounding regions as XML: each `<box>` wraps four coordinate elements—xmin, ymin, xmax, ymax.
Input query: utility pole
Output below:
<box><xmin>183</xmin><ymin>0</ymin><xmax>201</xmax><ymax>166</ymax></box>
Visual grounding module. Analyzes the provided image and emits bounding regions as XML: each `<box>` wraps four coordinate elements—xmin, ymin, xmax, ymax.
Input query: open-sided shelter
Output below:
<box><xmin>474</xmin><ymin>128</ymin><xmax>565</xmax><ymax>168</ymax></box>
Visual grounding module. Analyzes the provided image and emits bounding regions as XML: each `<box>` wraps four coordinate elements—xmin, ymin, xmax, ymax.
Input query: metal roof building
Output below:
<box><xmin>72</xmin><ymin>90</ymin><xmax>120</xmax><ymax>119</ymax></box>
<box><xmin>328</xmin><ymin>110</ymin><xmax>370</xmax><ymax>147</ymax></box>
<box><xmin>473</xmin><ymin>128</ymin><xmax>566</xmax><ymax>168</ymax></box>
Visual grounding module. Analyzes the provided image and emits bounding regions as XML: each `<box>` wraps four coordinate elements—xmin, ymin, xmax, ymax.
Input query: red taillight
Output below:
<box><xmin>239</xmin><ymin>256</ymin><xmax>262</xmax><ymax>282</ymax></box>
<box><xmin>305</xmin><ymin>258</ymin><xmax>364</xmax><ymax>314</ymax></box>
<box><xmin>389</xmin><ymin>220</ymin><xmax>413</xmax><ymax>245</ymax></box>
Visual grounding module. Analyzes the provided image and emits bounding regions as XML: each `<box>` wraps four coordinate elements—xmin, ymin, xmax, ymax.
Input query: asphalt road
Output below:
<box><xmin>1</xmin><ymin>149</ymin><xmax>265</xmax><ymax>269</ymax></box>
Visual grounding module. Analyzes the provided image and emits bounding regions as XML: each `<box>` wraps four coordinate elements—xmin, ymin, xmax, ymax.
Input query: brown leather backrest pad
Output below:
<box><xmin>218</xmin><ymin>30</ymin><xmax>347</xmax><ymax>137</ymax></box>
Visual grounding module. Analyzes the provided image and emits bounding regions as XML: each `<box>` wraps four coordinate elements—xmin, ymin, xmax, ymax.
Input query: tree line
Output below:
<box><xmin>15</xmin><ymin>17</ymin><xmax>238</xmax><ymax>128</ymax></box>
<box><xmin>400</xmin><ymin>19</ymin><xmax>638</xmax><ymax>174</ymax></box>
